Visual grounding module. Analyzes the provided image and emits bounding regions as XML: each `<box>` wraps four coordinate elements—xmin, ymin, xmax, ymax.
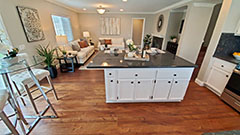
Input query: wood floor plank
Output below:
<box><xmin>0</xmin><ymin>70</ymin><xmax>239</xmax><ymax>135</ymax></box>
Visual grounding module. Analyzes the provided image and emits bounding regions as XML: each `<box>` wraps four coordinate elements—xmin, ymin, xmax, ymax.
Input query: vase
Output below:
<box><xmin>45</xmin><ymin>66</ymin><xmax>58</xmax><ymax>78</ymax></box>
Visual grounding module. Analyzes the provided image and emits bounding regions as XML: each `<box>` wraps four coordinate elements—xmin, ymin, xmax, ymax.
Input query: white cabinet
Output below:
<box><xmin>205</xmin><ymin>58</ymin><xmax>236</xmax><ymax>96</ymax></box>
<box><xmin>206</xmin><ymin>67</ymin><xmax>231</xmax><ymax>96</ymax></box>
<box><xmin>153</xmin><ymin>79</ymin><xmax>172</xmax><ymax>100</ymax></box>
<box><xmin>235</xmin><ymin>19</ymin><xmax>240</xmax><ymax>36</ymax></box>
<box><xmin>105</xmin><ymin>68</ymin><xmax>194</xmax><ymax>103</ymax></box>
<box><xmin>168</xmin><ymin>79</ymin><xmax>189</xmax><ymax>99</ymax></box>
<box><xmin>135</xmin><ymin>79</ymin><xmax>155</xmax><ymax>100</ymax></box>
<box><xmin>117</xmin><ymin>79</ymin><xmax>135</xmax><ymax>101</ymax></box>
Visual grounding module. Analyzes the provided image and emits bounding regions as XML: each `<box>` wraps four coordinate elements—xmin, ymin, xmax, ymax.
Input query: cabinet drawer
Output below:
<box><xmin>105</xmin><ymin>70</ymin><xmax>116</xmax><ymax>78</ymax></box>
<box><xmin>118</xmin><ymin>69</ymin><xmax>156</xmax><ymax>79</ymax></box>
<box><xmin>157</xmin><ymin>68</ymin><xmax>194</xmax><ymax>80</ymax></box>
<box><xmin>213</xmin><ymin>58</ymin><xmax>236</xmax><ymax>73</ymax></box>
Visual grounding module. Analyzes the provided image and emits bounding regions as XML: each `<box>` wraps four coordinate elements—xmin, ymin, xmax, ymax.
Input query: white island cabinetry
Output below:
<box><xmin>105</xmin><ymin>68</ymin><xmax>194</xmax><ymax>103</ymax></box>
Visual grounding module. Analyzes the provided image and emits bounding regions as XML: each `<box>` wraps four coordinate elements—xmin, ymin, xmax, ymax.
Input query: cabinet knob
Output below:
<box><xmin>221</xmin><ymin>65</ymin><xmax>224</xmax><ymax>67</ymax></box>
<box><xmin>168</xmin><ymin>81</ymin><xmax>171</xmax><ymax>83</ymax></box>
<box><xmin>110</xmin><ymin>80</ymin><xmax>113</xmax><ymax>82</ymax></box>
<box><xmin>109</xmin><ymin>73</ymin><xmax>112</xmax><ymax>75</ymax></box>
<box><xmin>175</xmin><ymin>81</ymin><xmax>178</xmax><ymax>83</ymax></box>
<box><xmin>138</xmin><ymin>81</ymin><xmax>141</xmax><ymax>84</ymax></box>
<box><xmin>173</xmin><ymin>74</ymin><xmax>177</xmax><ymax>76</ymax></box>
<box><xmin>226</xmin><ymin>75</ymin><xmax>229</xmax><ymax>78</ymax></box>
<box><xmin>131</xmin><ymin>81</ymin><xmax>134</xmax><ymax>84</ymax></box>
<box><xmin>135</xmin><ymin>74</ymin><xmax>138</xmax><ymax>77</ymax></box>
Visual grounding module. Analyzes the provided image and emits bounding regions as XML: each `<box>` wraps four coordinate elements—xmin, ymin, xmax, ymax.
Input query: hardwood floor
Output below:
<box><xmin>1</xmin><ymin>69</ymin><xmax>240</xmax><ymax>135</ymax></box>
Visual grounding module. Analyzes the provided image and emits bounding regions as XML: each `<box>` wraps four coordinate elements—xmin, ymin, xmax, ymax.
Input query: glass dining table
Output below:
<box><xmin>0</xmin><ymin>57</ymin><xmax>58</xmax><ymax>134</ymax></box>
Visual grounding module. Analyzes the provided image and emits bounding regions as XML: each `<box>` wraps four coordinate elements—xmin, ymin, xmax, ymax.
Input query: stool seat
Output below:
<box><xmin>0</xmin><ymin>90</ymin><xmax>8</xmax><ymax>111</ymax></box>
<box><xmin>11</xmin><ymin>69</ymin><xmax>50</xmax><ymax>86</ymax></box>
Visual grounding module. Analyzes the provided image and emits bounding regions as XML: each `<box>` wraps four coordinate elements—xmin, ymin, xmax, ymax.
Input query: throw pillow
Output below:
<box><xmin>99</xmin><ymin>39</ymin><xmax>105</xmax><ymax>45</ymax></box>
<box><xmin>72</xmin><ymin>43</ymin><xmax>81</xmax><ymax>51</ymax></box>
<box><xmin>105</xmin><ymin>39</ymin><xmax>112</xmax><ymax>45</ymax></box>
<box><xmin>80</xmin><ymin>39</ymin><xmax>89</xmax><ymax>45</ymax></box>
<box><xmin>78</xmin><ymin>41</ymin><xmax>88</xmax><ymax>48</ymax></box>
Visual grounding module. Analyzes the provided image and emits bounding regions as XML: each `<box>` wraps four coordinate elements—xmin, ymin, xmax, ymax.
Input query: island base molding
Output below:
<box><xmin>104</xmin><ymin>68</ymin><xmax>194</xmax><ymax>103</ymax></box>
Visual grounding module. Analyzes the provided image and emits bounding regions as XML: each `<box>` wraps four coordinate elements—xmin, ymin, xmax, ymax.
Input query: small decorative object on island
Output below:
<box><xmin>126</xmin><ymin>39</ymin><xmax>137</xmax><ymax>57</ymax></box>
<box><xmin>36</xmin><ymin>44</ymin><xmax>58</xmax><ymax>78</ymax></box>
<box><xmin>233</xmin><ymin>52</ymin><xmax>240</xmax><ymax>60</ymax></box>
<box><xmin>1</xmin><ymin>47</ymin><xmax>19</xmax><ymax>66</ymax></box>
<box><xmin>170</xmin><ymin>35</ymin><xmax>177</xmax><ymax>43</ymax></box>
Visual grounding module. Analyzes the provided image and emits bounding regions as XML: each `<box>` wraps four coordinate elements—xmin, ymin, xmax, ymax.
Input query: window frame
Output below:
<box><xmin>51</xmin><ymin>14</ymin><xmax>74</xmax><ymax>42</ymax></box>
<box><xmin>0</xmin><ymin>14</ymin><xmax>12</xmax><ymax>46</ymax></box>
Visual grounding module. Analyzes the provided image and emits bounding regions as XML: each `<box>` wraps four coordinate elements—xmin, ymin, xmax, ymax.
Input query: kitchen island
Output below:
<box><xmin>87</xmin><ymin>51</ymin><xmax>197</xmax><ymax>103</ymax></box>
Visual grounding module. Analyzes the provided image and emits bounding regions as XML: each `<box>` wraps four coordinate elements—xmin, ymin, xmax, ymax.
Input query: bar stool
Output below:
<box><xmin>0</xmin><ymin>89</ymin><xmax>25</xmax><ymax>135</ymax></box>
<box><xmin>11</xmin><ymin>68</ymin><xmax>58</xmax><ymax>115</ymax></box>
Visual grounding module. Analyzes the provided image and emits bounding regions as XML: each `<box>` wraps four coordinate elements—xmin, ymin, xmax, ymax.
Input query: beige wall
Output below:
<box><xmin>132</xmin><ymin>19</ymin><xmax>144</xmax><ymax>45</ymax></box>
<box><xmin>0</xmin><ymin>0</ymin><xmax>80</xmax><ymax>59</ymax></box>
<box><xmin>196</xmin><ymin>0</ymin><xmax>233</xmax><ymax>82</ymax></box>
<box><xmin>78</xmin><ymin>13</ymin><xmax>154</xmax><ymax>45</ymax></box>
<box><xmin>176</xmin><ymin>4</ymin><xmax>214</xmax><ymax>63</ymax></box>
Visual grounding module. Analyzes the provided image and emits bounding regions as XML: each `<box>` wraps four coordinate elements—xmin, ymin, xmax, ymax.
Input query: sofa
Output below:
<box><xmin>98</xmin><ymin>37</ymin><xmax>125</xmax><ymax>50</ymax></box>
<box><xmin>58</xmin><ymin>39</ymin><xmax>95</xmax><ymax>64</ymax></box>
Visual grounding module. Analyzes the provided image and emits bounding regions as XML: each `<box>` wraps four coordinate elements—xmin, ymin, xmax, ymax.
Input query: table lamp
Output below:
<box><xmin>56</xmin><ymin>35</ymin><xmax>68</xmax><ymax>57</ymax></box>
<box><xmin>83</xmin><ymin>31</ymin><xmax>90</xmax><ymax>41</ymax></box>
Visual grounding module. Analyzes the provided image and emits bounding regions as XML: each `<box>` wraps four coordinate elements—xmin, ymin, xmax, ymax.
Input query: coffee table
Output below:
<box><xmin>57</xmin><ymin>55</ymin><xmax>78</xmax><ymax>72</ymax></box>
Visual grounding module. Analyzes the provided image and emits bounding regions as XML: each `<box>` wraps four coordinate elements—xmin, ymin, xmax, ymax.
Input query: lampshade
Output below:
<box><xmin>83</xmin><ymin>31</ymin><xmax>90</xmax><ymax>38</ymax></box>
<box><xmin>56</xmin><ymin>35</ymin><xmax>68</xmax><ymax>45</ymax></box>
<box><xmin>97</xmin><ymin>6</ymin><xmax>106</xmax><ymax>15</ymax></box>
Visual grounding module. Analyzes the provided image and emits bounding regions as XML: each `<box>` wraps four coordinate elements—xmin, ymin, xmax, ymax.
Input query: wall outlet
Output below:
<box><xmin>19</xmin><ymin>44</ymin><xmax>25</xmax><ymax>51</ymax></box>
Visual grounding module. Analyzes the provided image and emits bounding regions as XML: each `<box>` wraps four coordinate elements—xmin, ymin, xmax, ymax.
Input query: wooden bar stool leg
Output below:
<box><xmin>46</xmin><ymin>75</ymin><xmax>59</xmax><ymax>100</ymax></box>
<box><xmin>0</xmin><ymin>111</ymin><xmax>19</xmax><ymax>135</ymax></box>
<box><xmin>24</xmin><ymin>85</ymin><xmax>39</xmax><ymax>115</ymax></box>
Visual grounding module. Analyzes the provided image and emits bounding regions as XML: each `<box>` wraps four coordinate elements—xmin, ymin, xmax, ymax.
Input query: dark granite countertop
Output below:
<box><xmin>87</xmin><ymin>51</ymin><xmax>197</xmax><ymax>68</ymax></box>
<box><xmin>214</xmin><ymin>55</ymin><xmax>240</xmax><ymax>65</ymax></box>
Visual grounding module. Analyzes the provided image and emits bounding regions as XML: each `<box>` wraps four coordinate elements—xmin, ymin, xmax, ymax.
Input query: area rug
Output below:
<box><xmin>78</xmin><ymin>52</ymin><xmax>102</xmax><ymax>70</ymax></box>
<box><xmin>202</xmin><ymin>130</ymin><xmax>240</xmax><ymax>135</ymax></box>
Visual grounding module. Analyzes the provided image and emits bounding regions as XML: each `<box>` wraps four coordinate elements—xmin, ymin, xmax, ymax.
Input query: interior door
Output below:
<box><xmin>132</xmin><ymin>18</ymin><xmax>145</xmax><ymax>47</ymax></box>
<box><xmin>117</xmin><ymin>79</ymin><xmax>135</xmax><ymax>101</ymax></box>
<box><xmin>135</xmin><ymin>79</ymin><xmax>154</xmax><ymax>100</ymax></box>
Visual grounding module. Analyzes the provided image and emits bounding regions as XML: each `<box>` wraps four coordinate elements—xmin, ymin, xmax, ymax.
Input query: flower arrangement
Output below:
<box><xmin>126</xmin><ymin>39</ymin><xmax>137</xmax><ymax>52</ymax></box>
<box><xmin>0</xmin><ymin>42</ymin><xmax>18</xmax><ymax>58</ymax></box>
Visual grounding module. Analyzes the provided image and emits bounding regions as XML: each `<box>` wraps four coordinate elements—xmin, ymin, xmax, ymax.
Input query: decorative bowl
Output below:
<box><xmin>233</xmin><ymin>55</ymin><xmax>240</xmax><ymax>60</ymax></box>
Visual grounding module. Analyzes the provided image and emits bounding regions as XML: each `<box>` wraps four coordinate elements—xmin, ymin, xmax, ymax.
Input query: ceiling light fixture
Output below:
<box><xmin>120</xmin><ymin>9</ymin><xmax>124</xmax><ymax>12</ymax></box>
<box><xmin>122</xmin><ymin>0</ymin><xmax>128</xmax><ymax>2</ymax></box>
<box><xmin>97</xmin><ymin>5</ymin><xmax>106</xmax><ymax>15</ymax></box>
<box><xmin>83</xmin><ymin>8</ymin><xmax>87</xmax><ymax>11</ymax></box>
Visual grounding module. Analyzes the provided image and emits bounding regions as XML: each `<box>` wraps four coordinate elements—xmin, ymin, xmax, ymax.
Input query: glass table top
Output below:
<box><xmin>0</xmin><ymin>56</ymin><xmax>45</xmax><ymax>74</ymax></box>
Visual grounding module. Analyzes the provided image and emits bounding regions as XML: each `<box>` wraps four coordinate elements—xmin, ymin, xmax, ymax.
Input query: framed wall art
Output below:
<box><xmin>17</xmin><ymin>6</ymin><xmax>45</xmax><ymax>42</ymax></box>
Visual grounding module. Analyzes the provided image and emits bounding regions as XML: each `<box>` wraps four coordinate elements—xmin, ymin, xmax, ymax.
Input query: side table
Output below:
<box><xmin>57</xmin><ymin>55</ymin><xmax>78</xmax><ymax>72</ymax></box>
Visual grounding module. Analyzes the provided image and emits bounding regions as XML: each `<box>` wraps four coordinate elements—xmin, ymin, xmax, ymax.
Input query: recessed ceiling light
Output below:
<box><xmin>120</xmin><ymin>9</ymin><xmax>124</xmax><ymax>12</ymax></box>
<box><xmin>122</xmin><ymin>0</ymin><xmax>127</xmax><ymax>2</ymax></box>
<box><xmin>83</xmin><ymin>8</ymin><xmax>87</xmax><ymax>11</ymax></box>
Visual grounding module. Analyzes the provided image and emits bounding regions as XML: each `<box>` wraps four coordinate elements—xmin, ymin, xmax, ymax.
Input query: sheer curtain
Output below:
<box><xmin>51</xmin><ymin>15</ymin><xmax>74</xmax><ymax>42</ymax></box>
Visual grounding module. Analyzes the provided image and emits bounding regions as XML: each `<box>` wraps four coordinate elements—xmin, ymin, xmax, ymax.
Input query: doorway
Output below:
<box><xmin>131</xmin><ymin>18</ymin><xmax>145</xmax><ymax>48</ymax></box>
<box><xmin>191</xmin><ymin>3</ymin><xmax>222</xmax><ymax>81</ymax></box>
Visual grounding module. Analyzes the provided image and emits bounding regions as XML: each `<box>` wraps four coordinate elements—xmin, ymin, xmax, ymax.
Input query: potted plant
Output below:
<box><xmin>36</xmin><ymin>44</ymin><xmax>58</xmax><ymax>78</ymax></box>
<box><xmin>143</xmin><ymin>34</ymin><xmax>152</xmax><ymax>50</ymax></box>
<box><xmin>126</xmin><ymin>39</ymin><xmax>137</xmax><ymax>57</ymax></box>
<box><xmin>170</xmin><ymin>35</ymin><xmax>177</xmax><ymax>43</ymax></box>
<box><xmin>58</xmin><ymin>47</ymin><xmax>67</xmax><ymax>57</ymax></box>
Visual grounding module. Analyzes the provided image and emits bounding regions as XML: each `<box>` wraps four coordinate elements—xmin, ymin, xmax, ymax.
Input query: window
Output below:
<box><xmin>51</xmin><ymin>15</ymin><xmax>73</xmax><ymax>41</ymax></box>
<box><xmin>0</xmin><ymin>14</ymin><xmax>11</xmax><ymax>46</ymax></box>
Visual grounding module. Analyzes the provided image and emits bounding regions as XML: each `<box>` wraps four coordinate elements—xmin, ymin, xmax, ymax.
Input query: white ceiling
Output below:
<box><xmin>46</xmin><ymin>0</ymin><xmax>185</xmax><ymax>14</ymax></box>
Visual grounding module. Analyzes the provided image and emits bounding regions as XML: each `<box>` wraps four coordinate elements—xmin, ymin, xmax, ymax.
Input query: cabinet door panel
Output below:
<box><xmin>117</xmin><ymin>79</ymin><xmax>135</xmax><ymax>101</ymax></box>
<box><xmin>135</xmin><ymin>79</ymin><xmax>154</xmax><ymax>100</ymax></box>
<box><xmin>169</xmin><ymin>79</ymin><xmax>189</xmax><ymax>100</ymax></box>
<box><xmin>106</xmin><ymin>79</ymin><xmax>117</xmax><ymax>100</ymax></box>
<box><xmin>206</xmin><ymin>67</ymin><xmax>230</xmax><ymax>95</ymax></box>
<box><xmin>153</xmin><ymin>79</ymin><xmax>173</xmax><ymax>100</ymax></box>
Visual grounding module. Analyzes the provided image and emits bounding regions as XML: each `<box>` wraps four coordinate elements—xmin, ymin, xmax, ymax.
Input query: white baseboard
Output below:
<box><xmin>195</xmin><ymin>78</ymin><xmax>205</xmax><ymax>86</ymax></box>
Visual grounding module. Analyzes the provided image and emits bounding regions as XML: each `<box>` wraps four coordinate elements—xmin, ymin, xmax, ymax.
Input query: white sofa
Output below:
<box><xmin>58</xmin><ymin>39</ymin><xmax>95</xmax><ymax>64</ymax></box>
<box><xmin>98</xmin><ymin>37</ymin><xmax>125</xmax><ymax>50</ymax></box>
